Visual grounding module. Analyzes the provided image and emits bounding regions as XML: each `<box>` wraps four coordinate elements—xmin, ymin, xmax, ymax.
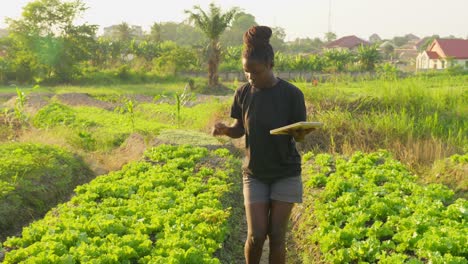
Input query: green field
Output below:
<box><xmin>0</xmin><ymin>74</ymin><xmax>467</xmax><ymax>263</ymax></box>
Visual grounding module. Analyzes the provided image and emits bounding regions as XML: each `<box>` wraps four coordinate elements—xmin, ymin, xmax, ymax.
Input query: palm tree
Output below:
<box><xmin>185</xmin><ymin>3</ymin><xmax>239</xmax><ymax>88</ymax></box>
<box><xmin>115</xmin><ymin>22</ymin><xmax>132</xmax><ymax>43</ymax></box>
<box><xmin>357</xmin><ymin>44</ymin><xmax>381</xmax><ymax>71</ymax></box>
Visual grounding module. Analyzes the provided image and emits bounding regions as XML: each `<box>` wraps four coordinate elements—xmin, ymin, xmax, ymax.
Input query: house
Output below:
<box><xmin>325</xmin><ymin>35</ymin><xmax>370</xmax><ymax>51</ymax></box>
<box><xmin>416</xmin><ymin>39</ymin><xmax>468</xmax><ymax>70</ymax></box>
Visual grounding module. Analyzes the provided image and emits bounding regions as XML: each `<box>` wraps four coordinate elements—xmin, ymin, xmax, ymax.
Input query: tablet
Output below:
<box><xmin>270</xmin><ymin>121</ymin><xmax>323</xmax><ymax>135</ymax></box>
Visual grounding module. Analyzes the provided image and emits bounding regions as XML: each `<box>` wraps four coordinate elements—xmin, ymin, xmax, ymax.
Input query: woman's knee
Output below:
<box><xmin>268</xmin><ymin>229</ymin><xmax>286</xmax><ymax>247</ymax></box>
<box><xmin>246</xmin><ymin>231</ymin><xmax>267</xmax><ymax>247</ymax></box>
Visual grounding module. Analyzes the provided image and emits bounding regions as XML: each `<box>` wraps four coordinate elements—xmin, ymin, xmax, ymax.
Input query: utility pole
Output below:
<box><xmin>328</xmin><ymin>0</ymin><xmax>332</xmax><ymax>33</ymax></box>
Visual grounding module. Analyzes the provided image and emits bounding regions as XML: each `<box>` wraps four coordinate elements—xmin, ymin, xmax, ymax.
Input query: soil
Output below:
<box><xmin>2</xmin><ymin>93</ymin><xmax>54</xmax><ymax>114</ymax></box>
<box><xmin>56</xmin><ymin>93</ymin><xmax>118</xmax><ymax>110</ymax></box>
<box><xmin>1</xmin><ymin>92</ymin><xmax>232</xmax><ymax>115</ymax></box>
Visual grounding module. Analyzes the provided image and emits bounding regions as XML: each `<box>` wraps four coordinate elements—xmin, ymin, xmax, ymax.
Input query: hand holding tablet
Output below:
<box><xmin>270</xmin><ymin>121</ymin><xmax>323</xmax><ymax>142</ymax></box>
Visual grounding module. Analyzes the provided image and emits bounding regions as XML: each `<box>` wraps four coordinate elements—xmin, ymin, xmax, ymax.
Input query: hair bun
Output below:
<box><xmin>243</xmin><ymin>26</ymin><xmax>272</xmax><ymax>48</ymax></box>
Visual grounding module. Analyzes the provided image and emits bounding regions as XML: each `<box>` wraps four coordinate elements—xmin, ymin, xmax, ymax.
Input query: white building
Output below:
<box><xmin>416</xmin><ymin>39</ymin><xmax>468</xmax><ymax>70</ymax></box>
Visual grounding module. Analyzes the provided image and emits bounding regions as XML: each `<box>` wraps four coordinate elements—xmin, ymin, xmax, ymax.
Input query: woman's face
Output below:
<box><xmin>242</xmin><ymin>58</ymin><xmax>273</xmax><ymax>88</ymax></box>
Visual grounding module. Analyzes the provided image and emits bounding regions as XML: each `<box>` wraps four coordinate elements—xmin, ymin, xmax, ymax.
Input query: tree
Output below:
<box><xmin>115</xmin><ymin>22</ymin><xmax>133</xmax><ymax>43</ymax></box>
<box><xmin>392</xmin><ymin>35</ymin><xmax>410</xmax><ymax>47</ymax></box>
<box><xmin>152</xmin><ymin>41</ymin><xmax>198</xmax><ymax>75</ymax></box>
<box><xmin>382</xmin><ymin>43</ymin><xmax>395</xmax><ymax>60</ymax></box>
<box><xmin>286</xmin><ymin>37</ymin><xmax>324</xmax><ymax>54</ymax></box>
<box><xmin>418</xmin><ymin>35</ymin><xmax>440</xmax><ymax>51</ymax></box>
<box><xmin>369</xmin><ymin>33</ymin><xmax>382</xmax><ymax>43</ymax></box>
<box><xmin>149</xmin><ymin>22</ymin><xmax>161</xmax><ymax>43</ymax></box>
<box><xmin>324</xmin><ymin>49</ymin><xmax>353</xmax><ymax>72</ymax></box>
<box><xmin>219</xmin><ymin>45</ymin><xmax>242</xmax><ymax>71</ymax></box>
<box><xmin>270</xmin><ymin>27</ymin><xmax>287</xmax><ymax>52</ymax></box>
<box><xmin>221</xmin><ymin>12</ymin><xmax>257</xmax><ymax>46</ymax></box>
<box><xmin>357</xmin><ymin>44</ymin><xmax>381</xmax><ymax>71</ymax></box>
<box><xmin>157</xmin><ymin>22</ymin><xmax>204</xmax><ymax>47</ymax></box>
<box><xmin>6</xmin><ymin>0</ymin><xmax>97</xmax><ymax>83</ymax></box>
<box><xmin>185</xmin><ymin>3</ymin><xmax>239</xmax><ymax>87</ymax></box>
<box><xmin>325</xmin><ymin>31</ymin><xmax>337</xmax><ymax>43</ymax></box>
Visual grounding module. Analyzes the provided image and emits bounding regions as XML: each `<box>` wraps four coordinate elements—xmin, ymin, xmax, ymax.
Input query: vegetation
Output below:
<box><xmin>28</xmin><ymin>98</ymin><xmax>224</xmax><ymax>152</ymax></box>
<box><xmin>0</xmin><ymin>2</ymin><xmax>467</xmax><ymax>260</ymax></box>
<box><xmin>425</xmin><ymin>154</ymin><xmax>468</xmax><ymax>198</ymax></box>
<box><xmin>2</xmin><ymin>145</ymin><xmax>241</xmax><ymax>263</ymax></box>
<box><xmin>0</xmin><ymin>74</ymin><xmax>466</xmax><ymax>263</ymax></box>
<box><xmin>0</xmin><ymin>0</ymin><xmax>414</xmax><ymax>87</ymax></box>
<box><xmin>185</xmin><ymin>3</ymin><xmax>239</xmax><ymax>88</ymax></box>
<box><xmin>297</xmin><ymin>74</ymin><xmax>467</xmax><ymax>169</ymax></box>
<box><xmin>0</xmin><ymin>143</ymin><xmax>93</xmax><ymax>240</ymax></box>
<box><xmin>293</xmin><ymin>151</ymin><xmax>467</xmax><ymax>263</ymax></box>
<box><xmin>5</xmin><ymin>0</ymin><xmax>97</xmax><ymax>83</ymax></box>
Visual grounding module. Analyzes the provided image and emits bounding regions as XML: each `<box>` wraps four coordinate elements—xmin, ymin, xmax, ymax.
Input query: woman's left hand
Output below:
<box><xmin>289</xmin><ymin>128</ymin><xmax>315</xmax><ymax>142</ymax></box>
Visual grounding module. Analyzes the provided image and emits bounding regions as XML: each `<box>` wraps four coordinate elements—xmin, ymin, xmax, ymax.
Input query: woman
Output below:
<box><xmin>212</xmin><ymin>26</ymin><xmax>312</xmax><ymax>264</ymax></box>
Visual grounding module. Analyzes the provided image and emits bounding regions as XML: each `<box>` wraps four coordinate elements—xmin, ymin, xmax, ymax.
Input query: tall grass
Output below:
<box><xmin>295</xmin><ymin>74</ymin><xmax>467</xmax><ymax>168</ymax></box>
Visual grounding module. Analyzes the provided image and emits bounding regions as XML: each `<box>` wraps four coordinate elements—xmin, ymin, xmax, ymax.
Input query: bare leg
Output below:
<box><xmin>245</xmin><ymin>202</ymin><xmax>270</xmax><ymax>264</ymax></box>
<box><xmin>268</xmin><ymin>200</ymin><xmax>294</xmax><ymax>264</ymax></box>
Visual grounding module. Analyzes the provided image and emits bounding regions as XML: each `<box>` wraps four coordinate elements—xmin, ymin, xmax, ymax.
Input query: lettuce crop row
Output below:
<box><xmin>300</xmin><ymin>151</ymin><xmax>467</xmax><ymax>264</ymax></box>
<box><xmin>3</xmin><ymin>145</ymin><xmax>238</xmax><ymax>264</ymax></box>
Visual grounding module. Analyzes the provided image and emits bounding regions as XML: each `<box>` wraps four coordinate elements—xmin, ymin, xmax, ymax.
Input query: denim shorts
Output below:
<box><xmin>243</xmin><ymin>175</ymin><xmax>303</xmax><ymax>204</ymax></box>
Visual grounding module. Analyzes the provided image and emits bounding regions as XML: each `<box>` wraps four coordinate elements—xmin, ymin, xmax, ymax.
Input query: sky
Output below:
<box><xmin>1</xmin><ymin>0</ymin><xmax>467</xmax><ymax>41</ymax></box>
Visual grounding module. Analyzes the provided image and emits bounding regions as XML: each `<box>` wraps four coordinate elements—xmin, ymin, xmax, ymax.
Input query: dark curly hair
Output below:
<box><xmin>242</xmin><ymin>26</ymin><xmax>275</xmax><ymax>67</ymax></box>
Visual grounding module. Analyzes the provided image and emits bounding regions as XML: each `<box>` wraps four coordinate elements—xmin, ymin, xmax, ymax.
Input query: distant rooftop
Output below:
<box><xmin>430</xmin><ymin>39</ymin><xmax>468</xmax><ymax>59</ymax></box>
<box><xmin>325</xmin><ymin>35</ymin><xmax>370</xmax><ymax>49</ymax></box>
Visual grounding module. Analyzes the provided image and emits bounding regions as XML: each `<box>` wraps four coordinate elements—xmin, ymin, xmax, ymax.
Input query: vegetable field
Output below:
<box><xmin>2</xmin><ymin>145</ymin><xmax>240</xmax><ymax>263</ymax></box>
<box><xmin>0</xmin><ymin>74</ymin><xmax>466</xmax><ymax>263</ymax></box>
<box><xmin>295</xmin><ymin>151</ymin><xmax>467</xmax><ymax>263</ymax></box>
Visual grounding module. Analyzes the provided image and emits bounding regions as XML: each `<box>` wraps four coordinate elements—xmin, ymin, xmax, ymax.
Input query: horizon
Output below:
<box><xmin>1</xmin><ymin>0</ymin><xmax>467</xmax><ymax>41</ymax></box>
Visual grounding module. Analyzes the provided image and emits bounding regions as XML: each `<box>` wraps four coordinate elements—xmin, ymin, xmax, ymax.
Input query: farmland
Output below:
<box><xmin>0</xmin><ymin>73</ymin><xmax>467</xmax><ymax>263</ymax></box>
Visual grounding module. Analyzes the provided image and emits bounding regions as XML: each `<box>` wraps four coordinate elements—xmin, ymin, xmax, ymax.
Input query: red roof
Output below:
<box><xmin>326</xmin><ymin>35</ymin><xmax>370</xmax><ymax>49</ymax></box>
<box><xmin>425</xmin><ymin>51</ymin><xmax>439</xmax><ymax>59</ymax></box>
<box><xmin>429</xmin><ymin>39</ymin><xmax>468</xmax><ymax>59</ymax></box>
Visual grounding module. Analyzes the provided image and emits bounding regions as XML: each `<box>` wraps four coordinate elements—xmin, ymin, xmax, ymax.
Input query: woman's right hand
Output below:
<box><xmin>212</xmin><ymin>122</ymin><xmax>228</xmax><ymax>136</ymax></box>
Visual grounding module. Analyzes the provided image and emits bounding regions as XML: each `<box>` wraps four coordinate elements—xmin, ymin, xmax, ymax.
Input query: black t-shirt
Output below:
<box><xmin>230</xmin><ymin>78</ymin><xmax>307</xmax><ymax>183</ymax></box>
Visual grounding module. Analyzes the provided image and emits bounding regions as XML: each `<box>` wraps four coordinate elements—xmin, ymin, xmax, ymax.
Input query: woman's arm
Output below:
<box><xmin>212</xmin><ymin>119</ymin><xmax>245</xmax><ymax>138</ymax></box>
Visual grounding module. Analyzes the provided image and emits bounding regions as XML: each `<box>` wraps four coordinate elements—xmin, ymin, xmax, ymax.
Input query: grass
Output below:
<box><xmin>294</xmin><ymin>74</ymin><xmax>467</xmax><ymax>169</ymax></box>
<box><xmin>24</xmin><ymin>92</ymin><xmax>227</xmax><ymax>152</ymax></box>
<box><xmin>0</xmin><ymin>143</ymin><xmax>93</xmax><ymax>241</ymax></box>
<box><xmin>0</xmin><ymin>83</ymin><xmax>186</xmax><ymax>96</ymax></box>
<box><xmin>0</xmin><ymin>77</ymin><xmax>217</xmax><ymax>96</ymax></box>
<box><xmin>425</xmin><ymin>153</ymin><xmax>468</xmax><ymax>199</ymax></box>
